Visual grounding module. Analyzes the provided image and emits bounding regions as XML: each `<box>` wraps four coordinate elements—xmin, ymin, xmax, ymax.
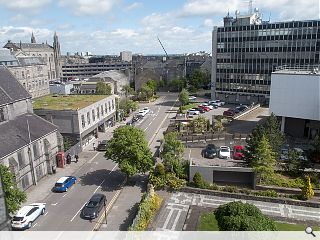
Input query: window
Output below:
<box><xmin>0</xmin><ymin>108</ymin><xmax>5</xmax><ymax>122</ymax></box>
<box><xmin>101</xmin><ymin>105</ymin><xmax>104</xmax><ymax>116</ymax></box>
<box><xmin>81</xmin><ymin>114</ymin><xmax>85</xmax><ymax>128</ymax></box>
<box><xmin>97</xmin><ymin>107</ymin><xmax>100</xmax><ymax>119</ymax></box>
<box><xmin>112</xmin><ymin>99</ymin><xmax>115</xmax><ymax>110</ymax></box>
<box><xmin>33</xmin><ymin>143</ymin><xmax>39</xmax><ymax>159</ymax></box>
<box><xmin>17</xmin><ymin>150</ymin><xmax>26</xmax><ymax>168</ymax></box>
<box><xmin>21</xmin><ymin>175</ymin><xmax>30</xmax><ymax>190</ymax></box>
<box><xmin>108</xmin><ymin>101</ymin><xmax>111</xmax><ymax>111</ymax></box>
<box><xmin>105</xmin><ymin>103</ymin><xmax>108</xmax><ymax>114</ymax></box>
<box><xmin>92</xmin><ymin>109</ymin><xmax>95</xmax><ymax>122</ymax></box>
<box><xmin>87</xmin><ymin>112</ymin><xmax>91</xmax><ymax>125</ymax></box>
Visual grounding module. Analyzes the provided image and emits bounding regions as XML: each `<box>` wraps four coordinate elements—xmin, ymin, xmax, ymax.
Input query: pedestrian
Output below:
<box><xmin>75</xmin><ymin>154</ymin><xmax>79</xmax><ymax>163</ymax></box>
<box><xmin>66</xmin><ymin>153</ymin><xmax>71</xmax><ymax>164</ymax></box>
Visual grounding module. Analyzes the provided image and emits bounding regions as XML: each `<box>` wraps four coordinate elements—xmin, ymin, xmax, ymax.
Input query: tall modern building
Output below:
<box><xmin>211</xmin><ymin>10</ymin><xmax>320</xmax><ymax>104</ymax></box>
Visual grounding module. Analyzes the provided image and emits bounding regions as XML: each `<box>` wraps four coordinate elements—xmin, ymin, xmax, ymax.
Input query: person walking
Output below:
<box><xmin>75</xmin><ymin>154</ymin><xmax>79</xmax><ymax>163</ymax></box>
<box><xmin>66</xmin><ymin>153</ymin><xmax>71</xmax><ymax>164</ymax></box>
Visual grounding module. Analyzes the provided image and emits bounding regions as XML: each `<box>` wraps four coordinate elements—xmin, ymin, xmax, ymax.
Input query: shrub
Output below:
<box><xmin>301</xmin><ymin>176</ymin><xmax>315</xmax><ymax>200</ymax></box>
<box><xmin>166</xmin><ymin>172</ymin><xmax>186</xmax><ymax>190</ymax></box>
<box><xmin>254</xmin><ymin>190</ymin><xmax>279</xmax><ymax>198</ymax></box>
<box><xmin>214</xmin><ymin>201</ymin><xmax>277</xmax><ymax>231</ymax></box>
<box><xmin>222</xmin><ymin>185</ymin><xmax>239</xmax><ymax>193</ymax></box>
<box><xmin>193</xmin><ymin>172</ymin><xmax>205</xmax><ymax>188</ymax></box>
<box><xmin>154</xmin><ymin>163</ymin><xmax>166</xmax><ymax>177</ymax></box>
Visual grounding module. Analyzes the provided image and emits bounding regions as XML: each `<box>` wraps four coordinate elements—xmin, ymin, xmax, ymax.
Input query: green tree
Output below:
<box><xmin>193</xmin><ymin>172</ymin><xmax>205</xmax><ymax>188</ymax></box>
<box><xmin>105</xmin><ymin>126</ymin><xmax>153</xmax><ymax>179</ymax></box>
<box><xmin>301</xmin><ymin>175</ymin><xmax>314</xmax><ymax>200</ymax></box>
<box><xmin>121</xmin><ymin>84</ymin><xmax>134</xmax><ymax>98</ymax></box>
<box><xmin>179</xmin><ymin>88</ymin><xmax>189</xmax><ymax>106</ymax></box>
<box><xmin>139</xmin><ymin>84</ymin><xmax>153</xmax><ymax>100</ymax></box>
<box><xmin>158</xmin><ymin>79</ymin><xmax>165</xmax><ymax>89</ymax></box>
<box><xmin>119</xmin><ymin>98</ymin><xmax>138</xmax><ymax>116</ymax></box>
<box><xmin>215</xmin><ymin>201</ymin><xmax>277</xmax><ymax>231</ymax></box>
<box><xmin>146</xmin><ymin>79</ymin><xmax>158</xmax><ymax>93</ymax></box>
<box><xmin>96</xmin><ymin>82</ymin><xmax>112</xmax><ymax>95</ymax></box>
<box><xmin>170</xmin><ymin>79</ymin><xmax>186</xmax><ymax>92</ymax></box>
<box><xmin>252</xmin><ymin>135</ymin><xmax>277</xmax><ymax>182</ymax></box>
<box><xmin>214</xmin><ymin>120</ymin><xmax>224</xmax><ymax>132</ymax></box>
<box><xmin>189</xmin><ymin>116</ymin><xmax>209</xmax><ymax>133</ymax></box>
<box><xmin>244</xmin><ymin>124</ymin><xmax>266</xmax><ymax>165</ymax></box>
<box><xmin>189</xmin><ymin>69</ymin><xmax>210</xmax><ymax>90</ymax></box>
<box><xmin>0</xmin><ymin>165</ymin><xmax>27</xmax><ymax>214</ymax></box>
<box><xmin>283</xmin><ymin>149</ymin><xmax>306</xmax><ymax>175</ymax></box>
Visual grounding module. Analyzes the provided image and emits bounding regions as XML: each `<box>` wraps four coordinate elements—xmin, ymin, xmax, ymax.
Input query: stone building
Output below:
<box><xmin>0</xmin><ymin>66</ymin><xmax>61</xmax><ymax>191</ymax></box>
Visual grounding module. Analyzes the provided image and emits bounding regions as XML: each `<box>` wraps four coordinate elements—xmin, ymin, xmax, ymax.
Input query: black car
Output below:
<box><xmin>202</xmin><ymin>144</ymin><xmax>217</xmax><ymax>159</ymax></box>
<box><xmin>96</xmin><ymin>140</ymin><xmax>107</xmax><ymax>151</ymax></box>
<box><xmin>234</xmin><ymin>105</ymin><xmax>248</xmax><ymax>113</ymax></box>
<box><xmin>81</xmin><ymin>193</ymin><xmax>106</xmax><ymax>219</ymax></box>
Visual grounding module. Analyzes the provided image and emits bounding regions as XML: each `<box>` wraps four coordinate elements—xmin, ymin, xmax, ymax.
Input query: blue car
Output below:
<box><xmin>54</xmin><ymin>176</ymin><xmax>77</xmax><ymax>192</ymax></box>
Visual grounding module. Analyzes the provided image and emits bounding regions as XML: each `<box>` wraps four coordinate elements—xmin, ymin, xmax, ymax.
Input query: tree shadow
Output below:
<box><xmin>155</xmin><ymin>100</ymin><xmax>177</xmax><ymax>107</ymax></box>
<box><xmin>79</xmin><ymin>169</ymin><xmax>126</xmax><ymax>192</ymax></box>
<box><xmin>118</xmin><ymin>202</ymin><xmax>140</xmax><ymax>231</ymax></box>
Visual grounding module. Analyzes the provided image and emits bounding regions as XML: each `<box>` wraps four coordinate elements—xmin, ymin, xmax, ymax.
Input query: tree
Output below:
<box><xmin>170</xmin><ymin>79</ymin><xmax>186</xmax><ymax>92</ymax></box>
<box><xmin>0</xmin><ymin>165</ymin><xmax>27</xmax><ymax>214</ymax></box>
<box><xmin>105</xmin><ymin>126</ymin><xmax>153</xmax><ymax>179</ymax></box>
<box><xmin>251</xmin><ymin>135</ymin><xmax>277</xmax><ymax>182</ymax></box>
<box><xmin>283</xmin><ymin>149</ymin><xmax>306</xmax><ymax>175</ymax></box>
<box><xmin>96</xmin><ymin>82</ymin><xmax>112</xmax><ymax>95</ymax></box>
<box><xmin>146</xmin><ymin>79</ymin><xmax>158</xmax><ymax>93</ymax></box>
<box><xmin>214</xmin><ymin>120</ymin><xmax>224</xmax><ymax>132</ymax></box>
<box><xmin>214</xmin><ymin>201</ymin><xmax>277</xmax><ymax>231</ymax></box>
<box><xmin>158</xmin><ymin>80</ymin><xmax>165</xmax><ymax>89</ymax></box>
<box><xmin>189</xmin><ymin>70</ymin><xmax>210</xmax><ymax>91</ymax></box>
<box><xmin>119</xmin><ymin>98</ymin><xmax>138</xmax><ymax>116</ymax></box>
<box><xmin>301</xmin><ymin>175</ymin><xmax>314</xmax><ymax>200</ymax></box>
<box><xmin>310</xmin><ymin>135</ymin><xmax>320</xmax><ymax>163</ymax></box>
<box><xmin>121</xmin><ymin>84</ymin><xmax>134</xmax><ymax>98</ymax></box>
<box><xmin>244</xmin><ymin>124</ymin><xmax>266</xmax><ymax>165</ymax></box>
<box><xmin>189</xmin><ymin>116</ymin><xmax>209</xmax><ymax>133</ymax></box>
<box><xmin>179</xmin><ymin>88</ymin><xmax>189</xmax><ymax>106</ymax></box>
<box><xmin>139</xmin><ymin>84</ymin><xmax>153</xmax><ymax>100</ymax></box>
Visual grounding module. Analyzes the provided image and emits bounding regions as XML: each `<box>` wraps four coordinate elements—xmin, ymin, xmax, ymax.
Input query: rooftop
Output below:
<box><xmin>33</xmin><ymin>95</ymin><xmax>108</xmax><ymax>111</ymax></box>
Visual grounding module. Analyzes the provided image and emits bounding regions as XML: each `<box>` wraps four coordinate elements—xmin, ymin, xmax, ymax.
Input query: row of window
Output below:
<box><xmin>218</xmin><ymin>21</ymin><xmax>320</xmax><ymax>32</ymax></box>
<box><xmin>81</xmin><ymin>100</ymin><xmax>115</xmax><ymax>128</ymax></box>
<box><xmin>217</xmin><ymin>58</ymin><xmax>319</xmax><ymax>64</ymax></box>
<box><xmin>217</xmin><ymin>34</ymin><xmax>318</xmax><ymax>42</ymax></box>
<box><xmin>62</xmin><ymin>64</ymin><xmax>131</xmax><ymax>69</ymax></box>
<box><xmin>217</xmin><ymin>46</ymin><xmax>319</xmax><ymax>53</ymax></box>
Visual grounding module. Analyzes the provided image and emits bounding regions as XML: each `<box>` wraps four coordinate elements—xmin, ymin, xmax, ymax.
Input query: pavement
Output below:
<box><xmin>153</xmin><ymin>191</ymin><xmax>320</xmax><ymax>231</ymax></box>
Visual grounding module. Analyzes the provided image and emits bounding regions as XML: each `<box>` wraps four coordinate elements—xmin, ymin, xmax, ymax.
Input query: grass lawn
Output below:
<box><xmin>33</xmin><ymin>95</ymin><xmax>108</xmax><ymax>110</ymax></box>
<box><xmin>180</xmin><ymin>103</ymin><xmax>199</xmax><ymax>113</ymax></box>
<box><xmin>197</xmin><ymin>212</ymin><xmax>320</xmax><ymax>231</ymax></box>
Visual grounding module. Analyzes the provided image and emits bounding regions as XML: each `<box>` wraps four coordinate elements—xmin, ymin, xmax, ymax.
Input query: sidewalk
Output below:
<box><xmin>24</xmin><ymin>121</ymin><xmax>125</xmax><ymax>206</ymax></box>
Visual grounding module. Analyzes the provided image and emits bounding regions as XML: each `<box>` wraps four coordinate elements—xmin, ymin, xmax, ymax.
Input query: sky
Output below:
<box><xmin>0</xmin><ymin>0</ymin><xmax>319</xmax><ymax>55</ymax></box>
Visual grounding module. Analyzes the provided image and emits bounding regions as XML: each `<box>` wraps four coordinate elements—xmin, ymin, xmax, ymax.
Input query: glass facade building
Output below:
<box><xmin>211</xmin><ymin>14</ymin><xmax>320</xmax><ymax>104</ymax></box>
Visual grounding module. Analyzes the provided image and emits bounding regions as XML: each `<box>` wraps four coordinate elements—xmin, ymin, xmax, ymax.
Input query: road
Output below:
<box><xmin>30</xmin><ymin>93</ymin><xmax>178</xmax><ymax>230</ymax></box>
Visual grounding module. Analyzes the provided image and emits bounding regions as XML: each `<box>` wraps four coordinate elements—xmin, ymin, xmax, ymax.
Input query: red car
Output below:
<box><xmin>223</xmin><ymin>109</ymin><xmax>235</xmax><ymax>117</ymax></box>
<box><xmin>198</xmin><ymin>105</ymin><xmax>210</xmax><ymax>111</ymax></box>
<box><xmin>233</xmin><ymin>145</ymin><xmax>245</xmax><ymax>160</ymax></box>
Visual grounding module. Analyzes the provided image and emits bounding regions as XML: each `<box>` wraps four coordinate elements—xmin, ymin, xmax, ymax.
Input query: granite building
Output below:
<box><xmin>211</xmin><ymin>10</ymin><xmax>320</xmax><ymax>104</ymax></box>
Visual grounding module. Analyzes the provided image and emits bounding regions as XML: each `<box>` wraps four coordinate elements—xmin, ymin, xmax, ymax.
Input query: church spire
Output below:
<box><xmin>31</xmin><ymin>32</ymin><xmax>36</xmax><ymax>43</ymax></box>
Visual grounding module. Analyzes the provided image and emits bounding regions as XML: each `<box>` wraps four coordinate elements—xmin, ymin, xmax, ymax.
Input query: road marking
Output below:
<box><xmin>70</xmin><ymin>201</ymin><xmax>87</xmax><ymax>222</ymax></box>
<box><xmin>51</xmin><ymin>203</ymin><xmax>58</xmax><ymax>206</ymax></box>
<box><xmin>88</xmin><ymin>152</ymin><xmax>100</xmax><ymax>164</ymax></box>
<box><xmin>62</xmin><ymin>193</ymin><xmax>68</xmax><ymax>198</ymax></box>
<box><xmin>92</xmin><ymin>178</ymin><xmax>126</xmax><ymax>231</ymax></box>
<box><xmin>32</xmin><ymin>223</ymin><xmax>38</xmax><ymax>228</ymax></box>
<box><xmin>44</xmin><ymin>212</ymin><xmax>48</xmax><ymax>216</ymax></box>
<box><xmin>109</xmin><ymin>164</ymin><xmax>118</xmax><ymax>174</ymax></box>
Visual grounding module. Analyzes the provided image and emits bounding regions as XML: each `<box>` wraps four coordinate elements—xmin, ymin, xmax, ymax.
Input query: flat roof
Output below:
<box><xmin>33</xmin><ymin>95</ymin><xmax>108</xmax><ymax>111</ymax></box>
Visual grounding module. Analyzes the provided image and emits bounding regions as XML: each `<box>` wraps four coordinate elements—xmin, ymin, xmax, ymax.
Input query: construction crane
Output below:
<box><xmin>157</xmin><ymin>36</ymin><xmax>168</xmax><ymax>59</ymax></box>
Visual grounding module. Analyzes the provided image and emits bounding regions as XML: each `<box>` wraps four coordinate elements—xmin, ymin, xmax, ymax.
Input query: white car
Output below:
<box><xmin>187</xmin><ymin>109</ymin><xmax>200</xmax><ymax>115</ymax></box>
<box><xmin>219</xmin><ymin>146</ymin><xmax>231</xmax><ymax>159</ymax></box>
<box><xmin>137</xmin><ymin>109</ymin><xmax>148</xmax><ymax>117</ymax></box>
<box><xmin>209</xmin><ymin>100</ymin><xmax>225</xmax><ymax>107</ymax></box>
<box><xmin>11</xmin><ymin>203</ymin><xmax>46</xmax><ymax>230</ymax></box>
<box><xmin>143</xmin><ymin>107</ymin><xmax>150</xmax><ymax>114</ymax></box>
<box><xmin>188</xmin><ymin>96</ymin><xmax>197</xmax><ymax>101</ymax></box>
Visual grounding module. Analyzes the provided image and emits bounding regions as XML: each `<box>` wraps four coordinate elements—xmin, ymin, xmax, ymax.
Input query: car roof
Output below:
<box><xmin>56</xmin><ymin>177</ymin><xmax>69</xmax><ymax>183</ymax></box>
<box><xmin>15</xmin><ymin>205</ymin><xmax>36</xmax><ymax>217</ymax></box>
<box><xmin>99</xmin><ymin>140</ymin><xmax>107</xmax><ymax>144</ymax></box>
<box><xmin>220</xmin><ymin>146</ymin><xmax>230</xmax><ymax>149</ymax></box>
<box><xmin>90</xmin><ymin>193</ymin><xmax>105</xmax><ymax>201</ymax></box>
<box><xmin>234</xmin><ymin>145</ymin><xmax>244</xmax><ymax>149</ymax></box>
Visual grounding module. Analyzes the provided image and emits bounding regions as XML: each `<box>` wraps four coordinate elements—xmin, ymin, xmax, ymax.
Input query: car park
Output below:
<box><xmin>234</xmin><ymin>105</ymin><xmax>248</xmax><ymax>113</ymax></box>
<box><xmin>193</xmin><ymin>107</ymin><xmax>205</xmax><ymax>113</ymax></box>
<box><xmin>280</xmin><ymin>147</ymin><xmax>308</xmax><ymax>161</ymax></box>
<box><xmin>200</xmin><ymin>103</ymin><xmax>214</xmax><ymax>110</ymax></box>
<box><xmin>11</xmin><ymin>203</ymin><xmax>46</xmax><ymax>230</ymax></box>
<box><xmin>202</xmin><ymin>144</ymin><xmax>217</xmax><ymax>159</ymax></box>
<box><xmin>53</xmin><ymin>176</ymin><xmax>77</xmax><ymax>192</ymax></box>
<box><xmin>81</xmin><ymin>193</ymin><xmax>106</xmax><ymax>219</ymax></box>
<box><xmin>208</xmin><ymin>102</ymin><xmax>219</xmax><ymax>108</ymax></box>
<box><xmin>187</xmin><ymin>109</ymin><xmax>200</xmax><ymax>115</ymax></box>
<box><xmin>223</xmin><ymin>109</ymin><xmax>235</xmax><ymax>117</ymax></box>
<box><xmin>219</xmin><ymin>146</ymin><xmax>231</xmax><ymax>159</ymax></box>
<box><xmin>233</xmin><ymin>145</ymin><xmax>245</xmax><ymax>160</ymax></box>
<box><xmin>198</xmin><ymin>105</ymin><xmax>210</xmax><ymax>111</ymax></box>
<box><xmin>209</xmin><ymin>99</ymin><xmax>225</xmax><ymax>106</ymax></box>
<box><xmin>96</xmin><ymin>140</ymin><xmax>107</xmax><ymax>151</ymax></box>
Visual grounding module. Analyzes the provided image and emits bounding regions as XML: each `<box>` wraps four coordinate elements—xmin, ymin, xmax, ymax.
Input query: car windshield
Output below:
<box><xmin>13</xmin><ymin>216</ymin><xmax>24</xmax><ymax>221</ymax></box>
<box><xmin>55</xmin><ymin>183</ymin><xmax>63</xmax><ymax>187</ymax></box>
<box><xmin>220</xmin><ymin>148</ymin><xmax>229</xmax><ymax>152</ymax></box>
<box><xmin>235</xmin><ymin>149</ymin><xmax>242</xmax><ymax>152</ymax></box>
<box><xmin>86</xmin><ymin>200</ymin><xmax>99</xmax><ymax>208</ymax></box>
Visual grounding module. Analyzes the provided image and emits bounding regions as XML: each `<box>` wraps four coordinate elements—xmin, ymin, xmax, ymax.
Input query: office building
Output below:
<box><xmin>211</xmin><ymin>10</ymin><xmax>320</xmax><ymax>104</ymax></box>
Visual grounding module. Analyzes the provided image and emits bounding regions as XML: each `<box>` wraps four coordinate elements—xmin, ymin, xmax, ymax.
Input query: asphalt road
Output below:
<box><xmin>30</xmin><ymin>93</ymin><xmax>178</xmax><ymax>231</ymax></box>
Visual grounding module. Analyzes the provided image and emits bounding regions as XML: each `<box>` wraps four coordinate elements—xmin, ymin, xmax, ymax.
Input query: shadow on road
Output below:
<box><xmin>155</xmin><ymin>100</ymin><xmax>177</xmax><ymax>107</ymax></box>
<box><xmin>119</xmin><ymin>202</ymin><xmax>139</xmax><ymax>230</ymax></box>
<box><xmin>79</xmin><ymin>169</ymin><xmax>126</xmax><ymax>192</ymax></box>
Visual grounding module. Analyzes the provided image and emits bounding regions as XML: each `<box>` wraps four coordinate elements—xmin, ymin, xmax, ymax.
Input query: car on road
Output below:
<box><xmin>233</xmin><ymin>145</ymin><xmax>245</xmax><ymax>160</ymax></box>
<box><xmin>53</xmin><ymin>176</ymin><xmax>77</xmax><ymax>192</ymax></box>
<box><xmin>11</xmin><ymin>203</ymin><xmax>46</xmax><ymax>230</ymax></box>
<box><xmin>188</xmin><ymin>96</ymin><xmax>197</xmax><ymax>101</ymax></box>
<box><xmin>142</xmin><ymin>107</ymin><xmax>150</xmax><ymax>114</ymax></box>
<box><xmin>219</xmin><ymin>146</ymin><xmax>231</xmax><ymax>159</ymax></box>
<box><xmin>223</xmin><ymin>109</ymin><xmax>235</xmax><ymax>117</ymax></box>
<box><xmin>81</xmin><ymin>193</ymin><xmax>107</xmax><ymax>219</ymax></box>
<box><xmin>198</xmin><ymin>105</ymin><xmax>211</xmax><ymax>111</ymax></box>
<box><xmin>202</xmin><ymin>144</ymin><xmax>217</xmax><ymax>159</ymax></box>
<box><xmin>137</xmin><ymin>109</ymin><xmax>147</xmax><ymax>117</ymax></box>
<box><xmin>96</xmin><ymin>140</ymin><xmax>107</xmax><ymax>151</ymax></box>
<box><xmin>208</xmin><ymin>102</ymin><xmax>219</xmax><ymax>108</ymax></box>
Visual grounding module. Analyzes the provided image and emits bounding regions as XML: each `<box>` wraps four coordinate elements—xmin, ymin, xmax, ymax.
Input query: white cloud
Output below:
<box><xmin>58</xmin><ymin>0</ymin><xmax>116</xmax><ymax>16</ymax></box>
<box><xmin>0</xmin><ymin>0</ymin><xmax>51</xmax><ymax>10</ymax></box>
<box><xmin>203</xmin><ymin>19</ymin><xmax>214</xmax><ymax>27</ymax></box>
<box><xmin>125</xmin><ymin>2</ymin><xmax>142</xmax><ymax>11</ymax></box>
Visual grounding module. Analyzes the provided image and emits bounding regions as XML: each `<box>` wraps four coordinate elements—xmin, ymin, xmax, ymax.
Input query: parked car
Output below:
<box><xmin>223</xmin><ymin>109</ymin><xmax>235</xmax><ymax>117</ymax></box>
<box><xmin>53</xmin><ymin>176</ymin><xmax>77</xmax><ymax>192</ymax></box>
<box><xmin>219</xmin><ymin>146</ymin><xmax>231</xmax><ymax>159</ymax></box>
<box><xmin>208</xmin><ymin>102</ymin><xmax>219</xmax><ymax>108</ymax></box>
<box><xmin>233</xmin><ymin>145</ymin><xmax>245</xmax><ymax>160</ymax></box>
<box><xmin>189</xmin><ymin>96</ymin><xmax>197</xmax><ymax>101</ymax></box>
<box><xmin>142</xmin><ymin>107</ymin><xmax>150</xmax><ymax>114</ymax></box>
<box><xmin>202</xmin><ymin>144</ymin><xmax>217</xmax><ymax>159</ymax></box>
<box><xmin>209</xmin><ymin>99</ymin><xmax>225</xmax><ymax>106</ymax></box>
<box><xmin>187</xmin><ymin>109</ymin><xmax>200</xmax><ymax>115</ymax></box>
<box><xmin>192</xmin><ymin>107</ymin><xmax>205</xmax><ymax>113</ymax></box>
<box><xmin>96</xmin><ymin>140</ymin><xmax>107</xmax><ymax>151</ymax></box>
<box><xmin>81</xmin><ymin>193</ymin><xmax>107</xmax><ymax>219</ymax></box>
<box><xmin>137</xmin><ymin>109</ymin><xmax>147</xmax><ymax>117</ymax></box>
<box><xmin>200</xmin><ymin>103</ymin><xmax>214</xmax><ymax>110</ymax></box>
<box><xmin>11</xmin><ymin>203</ymin><xmax>46</xmax><ymax>230</ymax></box>
<box><xmin>234</xmin><ymin>105</ymin><xmax>248</xmax><ymax>113</ymax></box>
<box><xmin>198</xmin><ymin>105</ymin><xmax>211</xmax><ymax>111</ymax></box>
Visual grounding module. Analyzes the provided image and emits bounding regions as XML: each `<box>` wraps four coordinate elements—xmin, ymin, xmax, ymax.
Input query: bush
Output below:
<box><xmin>193</xmin><ymin>172</ymin><xmax>205</xmax><ymax>188</ymax></box>
<box><xmin>214</xmin><ymin>201</ymin><xmax>277</xmax><ymax>231</ymax></box>
<box><xmin>166</xmin><ymin>172</ymin><xmax>186</xmax><ymax>190</ymax></box>
<box><xmin>154</xmin><ymin>163</ymin><xmax>166</xmax><ymax>177</ymax></box>
<box><xmin>301</xmin><ymin>176</ymin><xmax>315</xmax><ymax>200</ymax></box>
<box><xmin>263</xmin><ymin>174</ymin><xmax>304</xmax><ymax>188</ymax></box>
<box><xmin>221</xmin><ymin>185</ymin><xmax>239</xmax><ymax>193</ymax></box>
<box><xmin>254</xmin><ymin>190</ymin><xmax>279</xmax><ymax>198</ymax></box>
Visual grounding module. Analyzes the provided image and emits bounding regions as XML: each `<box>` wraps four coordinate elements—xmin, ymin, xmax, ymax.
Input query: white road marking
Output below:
<box><xmin>51</xmin><ymin>203</ymin><xmax>58</xmax><ymax>206</ymax></box>
<box><xmin>62</xmin><ymin>193</ymin><xmax>68</xmax><ymax>198</ymax></box>
<box><xmin>32</xmin><ymin>223</ymin><xmax>38</xmax><ymax>228</ymax></box>
<box><xmin>88</xmin><ymin>152</ymin><xmax>100</xmax><ymax>164</ymax></box>
<box><xmin>44</xmin><ymin>212</ymin><xmax>48</xmax><ymax>216</ymax></box>
<box><xmin>109</xmin><ymin>164</ymin><xmax>118</xmax><ymax>174</ymax></box>
<box><xmin>70</xmin><ymin>201</ymin><xmax>87</xmax><ymax>222</ymax></box>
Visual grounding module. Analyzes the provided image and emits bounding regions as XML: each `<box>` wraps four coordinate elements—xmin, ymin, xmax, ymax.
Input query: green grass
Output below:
<box><xmin>197</xmin><ymin>212</ymin><xmax>320</xmax><ymax>231</ymax></box>
<box><xmin>33</xmin><ymin>95</ymin><xmax>108</xmax><ymax>110</ymax></box>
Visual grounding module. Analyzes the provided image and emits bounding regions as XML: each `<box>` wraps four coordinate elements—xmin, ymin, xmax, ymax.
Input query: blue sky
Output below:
<box><xmin>0</xmin><ymin>0</ymin><xmax>319</xmax><ymax>55</ymax></box>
